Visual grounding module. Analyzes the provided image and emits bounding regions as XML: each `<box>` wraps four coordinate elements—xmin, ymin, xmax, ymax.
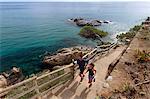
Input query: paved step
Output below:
<box><xmin>52</xmin><ymin>83</ymin><xmax>66</xmax><ymax>96</ymax></box>
<box><xmin>49</xmin><ymin>95</ymin><xmax>59</xmax><ymax>99</ymax></box>
<box><xmin>61</xmin><ymin>46</ymin><xmax>126</xmax><ymax>99</ymax></box>
<box><xmin>58</xmin><ymin>87</ymin><xmax>75</xmax><ymax>99</ymax></box>
<box><xmin>42</xmin><ymin>93</ymin><xmax>58</xmax><ymax>99</ymax></box>
<box><xmin>43</xmin><ymin>80</ymin><xmax>74</xmax><ymax>99</ymax></box>
<box><xmin>45</xmin><ymin>45</ymin><xmax>127</xmax><ymax>99</ymax></box>
<box><xmin>52</xmin><ymin>80</ymin><xmax>73</xmax><ymax>96</ymax></box>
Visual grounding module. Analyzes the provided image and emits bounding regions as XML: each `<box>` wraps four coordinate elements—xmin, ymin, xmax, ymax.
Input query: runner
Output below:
<box><xmin>74</xmin><ymin>53</ymin><xmax>88</xmax><ymax>82</ymax></box>
<box><xmin>84</xmin><ymin>62</ymin><xmax>96</xmax><ymax>88</ymax></box>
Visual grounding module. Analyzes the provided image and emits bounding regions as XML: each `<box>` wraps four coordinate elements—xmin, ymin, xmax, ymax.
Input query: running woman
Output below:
<box><xmin>84</xmin><ymin>63</ymin><xmax>96</xmax><ymax>87</ymax></box>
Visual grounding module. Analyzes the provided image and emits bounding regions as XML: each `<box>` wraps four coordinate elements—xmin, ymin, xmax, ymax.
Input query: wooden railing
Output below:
<box><xmin>0</xmin><ymin>64</ymin><xmax>74</xmax><ymax>99</ymax></box>
<box><xmin>0</xmin><ymin>48</ymin><xmax>98</xmax><ymax>99</ymax></box>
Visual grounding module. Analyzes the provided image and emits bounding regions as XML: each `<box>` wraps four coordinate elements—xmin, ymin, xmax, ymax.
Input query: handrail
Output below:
<box><xmin>0</xmin><ymin>76</ymin><xmax>37</xmax><ymax>93</ymax></box>
<box><xmin>39</xmin><ymin>72</ymin><xmax>69</xmax><ymax>88</ymax></box>
<box><xmin>0</xmin><ymin>48</ymin><xmax>98</xmax><ymax>99</ymax></box>
<box><xmin>12</xmin><ymin>86</ymin><xmax>36</xmax><ymax>99</ymax></box>
<box><xmin>37</xmin><ymin>63</ymin><xmax>73</xmax><ymax>80</ymax></box>
<box><xmin>82</xmin><ymin>48</ymin><xmax>97</xmax><ymax>59</ymax></box>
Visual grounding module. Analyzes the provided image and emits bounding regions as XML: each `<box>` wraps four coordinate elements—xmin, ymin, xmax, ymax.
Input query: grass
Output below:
<box><xmin>121</xmin><ymin>82</ymin><xmax>136</xmax><ymax>97</ymax></box>
<box><xmin>135</xmin><ymin>49</ymin><xmax>150</xmax><ymax>63</ymax></box>
<box><xmin>79</xmin><ymin>26</ymin><xmax>108</xmax><ymax>39</ymax></box>
<box><xmin>122</xmin><ymin>83</ymin><xmax>134</xmax><ymax>93</ymax></box>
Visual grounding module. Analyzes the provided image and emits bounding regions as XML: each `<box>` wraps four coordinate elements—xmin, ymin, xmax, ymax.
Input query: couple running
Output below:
<box><xmin>74</xmin><ymin>54</ymin><xmax>96</xmax><ymax>87</ymax></box>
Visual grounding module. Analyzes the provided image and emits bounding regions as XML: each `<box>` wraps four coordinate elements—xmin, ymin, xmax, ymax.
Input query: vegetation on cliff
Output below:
<box><xmin>116</xmin><ymin>25</ymin><xmax>141</xmax><ymax>40</ymax></box>
<box><xmin>79</xmin><ymin>26</ymin><xmax>108</xmax><ymax>39</ymax></box>
<box><xmin>135</xmin><ymin>49</ymin><xmax>150</xmax><ymax>63</ymax></box>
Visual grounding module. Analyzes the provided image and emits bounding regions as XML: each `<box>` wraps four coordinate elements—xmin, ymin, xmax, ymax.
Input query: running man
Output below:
<box><xmin>74</xmin><ymin>54</ymin><xmax>88</xmax><ymax>82</ymax></box>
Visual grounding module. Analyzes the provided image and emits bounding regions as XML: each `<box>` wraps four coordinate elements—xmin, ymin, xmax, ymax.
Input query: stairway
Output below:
<box><xmin>44</xmin><ymin>45</ymin><xmax>126</xmax><ymax>99</ymax></box>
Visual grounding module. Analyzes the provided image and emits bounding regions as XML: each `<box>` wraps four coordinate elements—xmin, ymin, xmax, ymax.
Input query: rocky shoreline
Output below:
<box><xmin>1</xmin><ymin>17</ymin><xmax>149</xmax><ymax>90</ymax></box>
<box><xmin>42</xmin><ymin>45</ymin><xmax>94</xmax><ymax>69</ymax></box>
<box><xmin>0</xmin><ymin>67</ymin><xmax>24</xmax><ymax>91</ymax></box>
<box><xmin>0</xmin><ymin>45</ymin><xmax>94</xmax><ymax>89</ymax></box>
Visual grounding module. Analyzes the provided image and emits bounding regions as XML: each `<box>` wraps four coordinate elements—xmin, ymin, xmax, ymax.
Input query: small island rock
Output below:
<box><xmin>79</xmin><ymin>26</ymin><xmax>108</xmax><ymax>39</ymax></box>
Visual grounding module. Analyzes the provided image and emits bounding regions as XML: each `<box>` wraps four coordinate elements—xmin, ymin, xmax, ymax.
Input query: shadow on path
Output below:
<box><xmin>73</xmin><ymin>87</ymin><xmax>91</xmax><ymax>99</ymax></box>
<box><xmin>59</xmin><ymin>81</ymin><xmax>80</xmax><ymax>99</ymax></box>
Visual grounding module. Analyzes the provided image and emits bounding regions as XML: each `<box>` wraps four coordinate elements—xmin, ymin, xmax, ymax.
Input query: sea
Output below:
<box><xmin>0</xmin><ymin>2</ymin><xmax>150</xmax><ymax>75</ymax></box>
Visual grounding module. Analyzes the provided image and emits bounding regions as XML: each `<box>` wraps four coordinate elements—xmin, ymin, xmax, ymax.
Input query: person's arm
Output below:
<box><xmin>84</xmin><ymin>58</ymin><xmax>89</xmax><ymax>64</ymax></box>
<box><xmin>93</xmin><ymin>68</ymin><xmax>96</xmax><ymax>75</ymax></box>
<box><xmin>83</xmin><ymin>59</ymin><xmax>89</xmax><ymax>67</ymax></box>
<box><xmin>83</xmin><ymin>67</ymin><xmax>88</xmax><ymax>75</ymax></box>
<box><xmin>72</xmin><ymin>59</ymin><xmax>77</xmax><ymax>65</ymax></box>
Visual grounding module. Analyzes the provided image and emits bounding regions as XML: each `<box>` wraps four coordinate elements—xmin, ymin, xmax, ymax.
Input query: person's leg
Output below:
<box><xmin>88</xmin><ymin>75</ymin><xmax>92</xmax><ymax>87</ymax></box>
<box><xmin>79</xmin><ymin>68</ymin><xmax>83</xmax><ymax>77</ymax></box>
<box><xmin>80</xmin><ymin>69</ymin><xmax>84</xmax><ymax>82</ymax></box>
<box><xmin>93</xmin><ymin>75</ymin><xmax>95</xmax><ymax>82</ymax></box>
<box><xmin>79</xmin><ymin>72</ymin><xmax>82</xmax><ymax>77</ymax></box>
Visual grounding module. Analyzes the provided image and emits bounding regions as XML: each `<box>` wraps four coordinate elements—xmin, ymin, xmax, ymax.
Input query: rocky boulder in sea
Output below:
<box><xmin>68</xmin><ymin>18</ymin><xmax>102</xmax><ymax>26</ymax></box>
<box><xmin>76</xmin><ymin>19</ymin><xmax>89</xmax><ymax>26</ymax></box>
<box><xmin>42</xmin><ymin>46</ymin><xmax>93</xmax><ymax>68</ymax></box>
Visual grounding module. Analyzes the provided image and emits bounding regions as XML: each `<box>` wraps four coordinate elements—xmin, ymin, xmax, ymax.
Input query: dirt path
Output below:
<box><xmin>96</xmin><ymin>26</ymin><xmax>150</xmax><ymax>99</ymax></box>
<box><xmin>55</xmin><ymin>46</ymin><xmax>126</xmax><ymax>99</ymax></box>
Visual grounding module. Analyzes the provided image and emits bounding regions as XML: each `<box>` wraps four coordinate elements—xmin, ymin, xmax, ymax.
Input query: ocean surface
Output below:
<box><xmin>0</xmin><ymin>2</ymin><xmax>150</xmax><ymax>75</ymax></box>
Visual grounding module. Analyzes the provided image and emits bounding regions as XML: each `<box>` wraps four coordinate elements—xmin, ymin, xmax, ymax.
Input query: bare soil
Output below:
<box><xmin>99</xmin><ymin>27</ymin><xmax>150</xmax><ymax>99</ymax></box>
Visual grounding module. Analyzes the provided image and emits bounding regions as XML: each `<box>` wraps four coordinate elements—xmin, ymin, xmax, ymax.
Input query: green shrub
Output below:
<box><xmin>79</xmin><ymin>26</ymin><xmax>108</xmax><ymax>39</ymax></box>
<box><xmin>116</xmin><ymin>25</ymin><xmax>141</xmax><ymax>40</ymax></box>
<box><xmin>116</xmin><ymin>32</ymin><xmax>136</xmax><ymax>39</ymax></box>
<box><xmin>129</xmin><ymin>25</ymin><xmax>141</xmax><ymax>32</ymax></box>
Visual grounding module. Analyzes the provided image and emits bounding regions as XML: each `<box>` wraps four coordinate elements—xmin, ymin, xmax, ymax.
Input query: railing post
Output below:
<box><xmin>34</xmin><ymin>76</ymin><xmax>41</xmax><ymax>99</ymax></box>
<box><xmin>71</xmin><ymin>64</ymin><xmax>75</xmax><ymax>79</ymax></box>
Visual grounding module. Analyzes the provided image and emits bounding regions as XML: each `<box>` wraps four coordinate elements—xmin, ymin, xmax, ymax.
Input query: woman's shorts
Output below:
<box><xmin>88</xmin><ymin>75</ymin><xmax>94</xmax><ymax>82</ymax></box>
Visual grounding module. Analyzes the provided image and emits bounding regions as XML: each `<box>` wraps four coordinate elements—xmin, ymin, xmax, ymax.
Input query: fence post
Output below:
<box><xmin>34</xmin><ymin>76</ymin><xmax>41</xmax><ymax>99</ymax></box>
<box><xmin>70</xmin><ymin>64</ymin><xmax>75</xmax><ymax>79</ymax></box>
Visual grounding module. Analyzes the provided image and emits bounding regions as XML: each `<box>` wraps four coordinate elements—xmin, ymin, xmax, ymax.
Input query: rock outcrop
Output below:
<box><xmin>0</xmin><ymin>75</ymin><xmax>7</xmax><ymax>88</ymax></box>
<box><xmin>0</xmin><ymin>75</ymin><xmax>7</xmax><ymax>97</ymax></box>
<box><xmin>2</xmin><ymin>67</ymin><xmax>24</xmax><ymax>86</ymax></box>
<box><xmin>42</xmin><ymin>46</ymin><xmax>93</xmax><ymax>68</ymax></box>
<box><xmin>90</xmin><ymin>20</ymin><xmax>102</xmax><ymax>26</ymax></box>
<box><xmin>68</xmin><ymin>18</ymin><xmax>102</xmax><ymax>26</ymax></box>
<box><xmin>68</xmin><ymin>18</ymin><xmax>112</xmax><ymax>27</ymax></box>
<box><xmin>0</xmin><ymin>67</ymin><xmax>24</xmax><ymax>97</ymax></box>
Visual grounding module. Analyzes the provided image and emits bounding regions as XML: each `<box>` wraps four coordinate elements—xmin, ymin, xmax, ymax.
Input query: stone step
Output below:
<box><xmin>49</xmin><ymin>95</ymin><xmax>59</xmax><ymax>99</ymax></box>
<box><xmin>70</xmin><ymin>95</ymin><xmax>83</xmax><ymax>99</ymax></box>
<box><xmin>58</xmin><ymin>88</ymin><xmax>75</xmax><ymax>99</ymax></box>
<box><xmin>52</xmin><ymin>80</ymin><xmax>73</xmax><ymax>96</ymax></box>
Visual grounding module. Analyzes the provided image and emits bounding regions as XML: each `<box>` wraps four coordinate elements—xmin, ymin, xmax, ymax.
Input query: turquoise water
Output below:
<box><xmin>0</xmin><ymin>2</ymin><xmax>150</xmax><ymax>75</ymax></box>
